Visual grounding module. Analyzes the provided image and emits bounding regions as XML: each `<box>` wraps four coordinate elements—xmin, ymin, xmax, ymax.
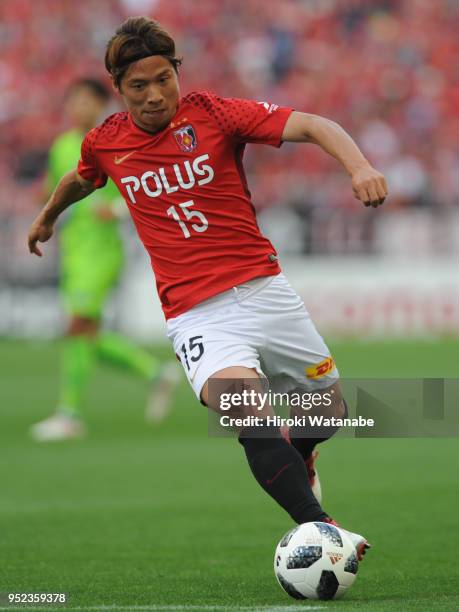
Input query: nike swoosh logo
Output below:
<box><xmin>114</xmin><ymin>150</ymin><xmax>137</xmax><ymax>165</ymax></box>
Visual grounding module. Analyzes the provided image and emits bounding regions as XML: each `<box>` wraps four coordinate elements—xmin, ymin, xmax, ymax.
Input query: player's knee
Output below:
<box><xmin>324</xmin><ymin>381</ymin><xmax>345</xmax><ymax>419</ymax></box>
<box><xmin>290</xmin><ymin>382</ymin><xmax>346</xmax><ymax>440</ymax></box>
<box><xmin>293</xmin><ymin>381</ymin><xmax>344</xmax><ymax>419</ymax></box>
<box><xmin>314</xmin><ymin>384</ymin><xmax>348</xmax><ymax>440</ymax></box>
<box><xmin>331</xmin><ymin>394</ymin><xmax>346</xmax><ymax>420</ymax></box>
<box><xmin>201</xmin><ymin>366</ymin><xmax>270</xmax><ymax>418</ymax></box>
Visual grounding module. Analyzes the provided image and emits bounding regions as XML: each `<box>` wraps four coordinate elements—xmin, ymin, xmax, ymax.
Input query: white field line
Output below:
<box><xmin>0</xmin><ymin>605</ymin><xmax>327</xmax><ymax>611</ymax></box>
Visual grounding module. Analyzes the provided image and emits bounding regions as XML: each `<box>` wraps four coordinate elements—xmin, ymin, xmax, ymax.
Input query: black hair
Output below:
<box><xmin>105</xmin><ymin>17</ymin><xmax>182</xmax><ymax>88</ymax></box>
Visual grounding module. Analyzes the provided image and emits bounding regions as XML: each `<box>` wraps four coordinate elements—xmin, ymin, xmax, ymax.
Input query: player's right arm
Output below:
<box><xmin>28</xmin><ymin>170</ymin><xmax>95</xmax><ymax>256</ymax></box>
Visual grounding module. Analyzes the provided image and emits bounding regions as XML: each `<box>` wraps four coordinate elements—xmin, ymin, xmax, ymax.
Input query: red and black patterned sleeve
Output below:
<box><xmin>186</xmin><ymin>91</ymin><xmax>293</xmax><ymax>147</ymax></box>
<box><xmin>77</xmin><ymin>127</ymin><xmax>108</xmax><ymax>188</ymax></box>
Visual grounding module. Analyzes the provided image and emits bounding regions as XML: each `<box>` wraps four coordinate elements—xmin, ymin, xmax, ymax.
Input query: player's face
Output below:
<box><xmin>66</xmin><ymin>87</ymin><xmax>106</xmax><ymax>131</ymax></box>
<box><xmin>118</xmin><ymin>55</ymin><xmax>180</xmax><ymax>134</ymax></box>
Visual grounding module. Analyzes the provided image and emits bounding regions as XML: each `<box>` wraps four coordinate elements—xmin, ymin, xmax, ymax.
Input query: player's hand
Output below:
<box><xmin>27</xmin><ymin>217</ymin><xmax>54</xmax><ymax>257</ymax></box>
<box><xmin>94</xmin><ymin>205</ymin><xmax>117</xmax><ymax>222</ymax></box>
<box><xmin>351</xmin><ymin>164</ymin><xmax>388</xmax><ymax>208</ymax></box>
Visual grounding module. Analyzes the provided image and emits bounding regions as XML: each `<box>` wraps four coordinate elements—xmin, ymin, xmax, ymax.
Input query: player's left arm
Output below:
<box><xmin>282</xmin><ymin>111</ymin><xmax>388</xmax><ymax>207</ymax></box>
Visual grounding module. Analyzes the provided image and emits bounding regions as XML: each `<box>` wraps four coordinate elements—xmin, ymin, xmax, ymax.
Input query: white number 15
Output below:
<box><xmin>167</xmin><ymin>200</ymin><xmax>208</xmax><ymax>239</ymax></box>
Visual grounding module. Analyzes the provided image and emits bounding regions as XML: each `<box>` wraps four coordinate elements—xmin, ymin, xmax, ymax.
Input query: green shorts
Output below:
<box><xmin>60</xmin><ymin>233</ymin><xmax>123</xmax><ymax>319</ymax></box>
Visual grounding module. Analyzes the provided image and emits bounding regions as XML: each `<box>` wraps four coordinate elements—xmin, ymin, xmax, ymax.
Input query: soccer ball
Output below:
<box><xmin>274</xmin><ymin>522</ymin><xmax>358</xmax><ymax>600</ymax></box>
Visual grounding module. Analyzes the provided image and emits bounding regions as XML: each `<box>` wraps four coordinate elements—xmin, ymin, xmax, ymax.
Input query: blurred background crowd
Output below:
<box><xmin>3</xmin><ymin>0</ymin><xmax>459</xmax><ymax>246</ymax></box>
<box><xmin>1</xmin><ymin>0</ymin><xmax>458</xmax><ymax>336</ymax></box>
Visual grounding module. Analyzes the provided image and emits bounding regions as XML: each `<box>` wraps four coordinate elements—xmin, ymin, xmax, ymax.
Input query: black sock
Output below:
<box><xmin>290</xmin><ymin>399</ymin><xmax>349</xmax><ymax>461</ymax></box>
<box><xmin>290</xmin><ymin>435</ymin><xmax>326</xmax><ymax>462</ymax></box>
<box><xmin>238</xmin><ymin>424</ymin><xmax>328</xmax><ymax>524</ymax></box>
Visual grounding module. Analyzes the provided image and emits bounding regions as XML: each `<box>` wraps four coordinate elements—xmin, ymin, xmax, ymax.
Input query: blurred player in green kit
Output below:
<box><xmin>30</xmin><ymin>78</ymin><xmax>180</xmax><ymax>441</ymax></box>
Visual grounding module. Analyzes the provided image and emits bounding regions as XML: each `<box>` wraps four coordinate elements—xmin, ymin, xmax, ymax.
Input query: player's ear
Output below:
<box><xmin>110</xmin><ymin>75</ymin><xmax>121</xmax><ymax>95</ymax></box>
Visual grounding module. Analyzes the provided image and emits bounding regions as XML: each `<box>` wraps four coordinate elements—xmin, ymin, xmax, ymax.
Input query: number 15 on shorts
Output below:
<box><xmin>180</xmin><ymin>336</ymin><xmax>204</xmax><ymax>371</ymax></box>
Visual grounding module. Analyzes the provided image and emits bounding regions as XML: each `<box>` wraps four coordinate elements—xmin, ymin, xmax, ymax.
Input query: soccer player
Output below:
<box><xmin>28</xmin><ymin>17</ymin><xmax>388</xmax><ymax>557</ymax></box>
<box><xmin>30</xmin><ymin>78</ymin><xmax>180</xmax><ymax>442</ymax></box>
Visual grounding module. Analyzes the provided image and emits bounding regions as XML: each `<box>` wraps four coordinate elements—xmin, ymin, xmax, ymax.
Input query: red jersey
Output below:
<box><xmin>78</xmin><ymin>91</ymin><xmax>293</xmax><ymax>319</ymax></box>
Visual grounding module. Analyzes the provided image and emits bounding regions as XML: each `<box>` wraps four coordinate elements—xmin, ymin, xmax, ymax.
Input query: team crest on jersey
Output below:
<box><xmin>173</xmin><ymin>125</ymin><xmax>197</xmax><ymax>152</ymax></box>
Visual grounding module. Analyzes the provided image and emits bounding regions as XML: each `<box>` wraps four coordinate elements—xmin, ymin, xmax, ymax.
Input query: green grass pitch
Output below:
<box><xmin>1</xmin><ymin>339</ymin><xmax>458</xmax><ymax>611</ymax></box>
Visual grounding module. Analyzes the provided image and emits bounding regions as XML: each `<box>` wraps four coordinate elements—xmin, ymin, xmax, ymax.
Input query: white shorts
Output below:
<box><xmin>166</xmin><ymin>273</ymin><xmax>339</xmax><ymax>400</ymax></box>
